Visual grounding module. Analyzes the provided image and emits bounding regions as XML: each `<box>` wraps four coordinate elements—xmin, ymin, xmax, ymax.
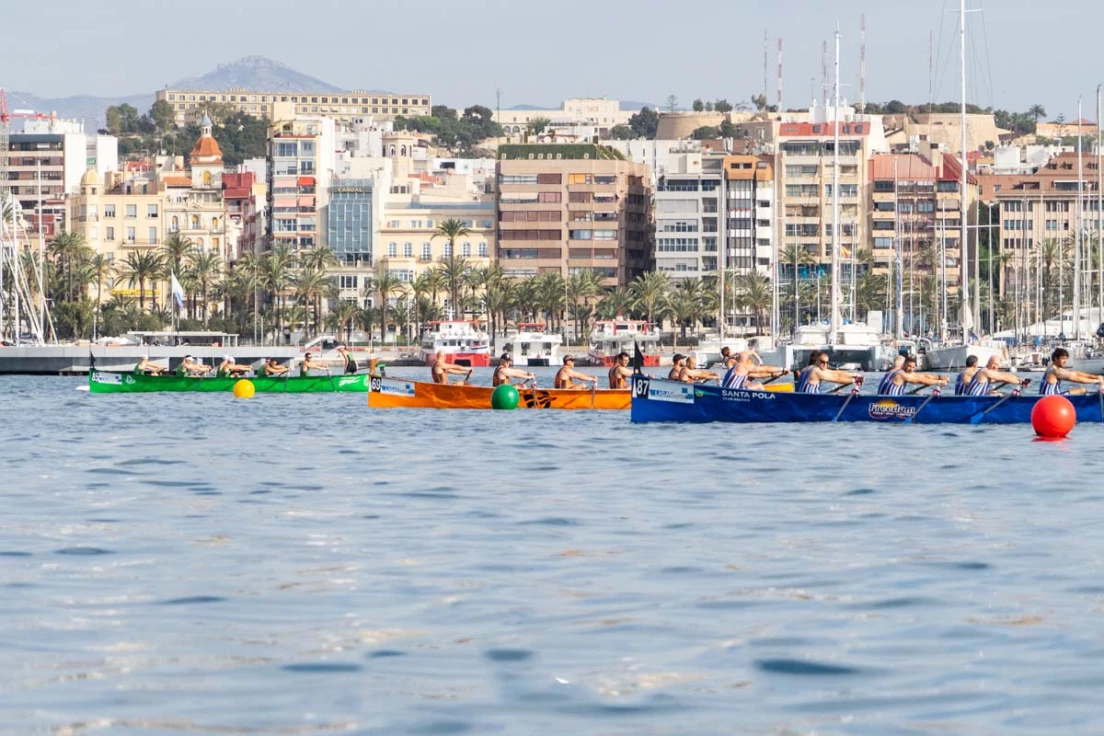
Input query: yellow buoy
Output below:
<box><xmin>233</xmin><ymin>379</ymin><xmax>255</xmax><ymax>399</ymax></box>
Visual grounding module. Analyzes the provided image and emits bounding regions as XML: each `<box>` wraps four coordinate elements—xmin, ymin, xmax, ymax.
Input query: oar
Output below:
<box><xmin>968</xmin><ymin>381</ymin><xmax>1028</xmax><ymax>424</ymax></box>
<box><xmin>326</xmin><ymin>367</ymin><xmax>336</xmax><ymax>392</ymax></box>
<box><xmin>1099</xmin><ymin>384</ymin><xmax>1103</xmax><ymax>424</ymax></box>
<box><xmin>904</xmin><ymin>387</ymin><xmax>941</xmax><ymax>425</ymax></box>
<box><xmin>832</xmin><ymin>376</ymin><xmax>864</xmax><ymax>423</ymax></box>
<box><xmin>590</xmin><ymin>377</ymin><xmax>597</xmax><ymax>407</ymax></box>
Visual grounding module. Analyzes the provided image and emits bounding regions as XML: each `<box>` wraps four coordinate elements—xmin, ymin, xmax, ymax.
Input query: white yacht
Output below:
<box><xmin>501</xmin><ymin>324</ymin><xmax>562</xmax><ymax>367</ymax></box>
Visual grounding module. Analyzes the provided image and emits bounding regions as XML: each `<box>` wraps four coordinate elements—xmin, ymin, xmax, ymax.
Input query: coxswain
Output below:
<box><xmin>262</xmin><ymin>358</ymin><xmax>289</xmax><ymax>377</ymax></box>
<box><xmin>722</xmin><ymin>350</ymin><xmax>785</xmax><ymax>390</ymax></box>
<box><xmin>796</xmin><ymin>350</ymin><xmax>860</xmax><ymax>393</ymax></box>
<box><xmin>554</xmin><ymin>355</ymin><xmax>598</xmax><ymax>389</ymax></box>
<box><xmin>300</xmin><ymin>352</ymin><xmax>330</xmax><ymax>376</ymax></box>
<box><xmin>678</xmin><ymin>356</ymin><xmax>717</xmax><ymax>384</ymax></box>
<box><xmin>493</xmin><ymin>353</ymin><xmax>534</xmax><ymax>387</ymax></box>
<box><xmin>667</xmin><ymin>354</ymin><xmax>686</xmax><ymax>380</ymax></box>
<box><xmin>336</xmin><ymin>344</ymin><xmax>358</xmax><ymax>375</ymax></box>
<box><xmin>1040</xmin><ymin>347</ymin><xmax>1104</xmax><ymax>395</ymax></box>
<box><xmin>953</xmin><ymin>355</ymin><xmax>980</xmax><ymax>396</ymax></box>
<box><xmin>963</xmin><ymin>355</ymin><xmax>1021</xmax><ymax>396</ymax></box>
<box><xmin>216</xmin><ymin>355</ymin><xmax>251</xmax><ymax>378</ymax></box>
<box><xmin>134</xmin><ymin>355</ymin><xmax>165</xmax><ymax>376</ymax></box>
<box><xmin>432</xmin><ymin>351</ymin><xmax>472</xmax><ymax>385</ymax></box>
<box><xmin>608</xmin><ymin>351</ymin><xmax>634</xmax><ymax>389</ymax></box>
<box><xmin>877</xmin><ymin>355</ymin><xmax>906</xmax><ymax>394</ymax></box>
<box><xmin>879</xmin><ymin>355</ymin><xmax>948</xmax><ymax>396</ymax></box>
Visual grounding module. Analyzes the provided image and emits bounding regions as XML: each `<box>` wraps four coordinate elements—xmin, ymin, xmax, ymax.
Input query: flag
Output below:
<box><xmin>633</xmin><ymin>340</ymin><xmax>644</xmax><ymax>374</ymax></box>
<box><xmin>170</xmin><ymin>271</ymin><xmax>185</xmax><ymax>309</ymax></box>
<box><xmin>840</xmin><ymin>244</ymin><xmax>852</xmax><ymax>260</ymax></box>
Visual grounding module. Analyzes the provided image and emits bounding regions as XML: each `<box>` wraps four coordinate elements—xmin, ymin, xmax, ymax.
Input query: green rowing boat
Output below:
<box><xmin>88</xmin><ymin>370</ymin><xmax>370</xmax><ymax>394</ymax></box>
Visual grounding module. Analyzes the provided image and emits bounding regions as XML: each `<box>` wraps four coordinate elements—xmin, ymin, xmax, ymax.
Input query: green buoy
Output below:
<box><xmin>491</xmin><ymin>383</ymin><xmax>520</xmax><ymax>410</ymax></box>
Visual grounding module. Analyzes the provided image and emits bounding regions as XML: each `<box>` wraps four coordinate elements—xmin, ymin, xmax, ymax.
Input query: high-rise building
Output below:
<box><xmin>723</xmin><ymin>153</ymin><xmax>776</xmax><ymax>278</ymax></box>
<box><xmin>156</xmin><ymin>89</ymin><xmax>431</xmax><ymax>127</ymax></box>
<box><xmin>266</xmin><ymin>117</ymin><xmax>336</xmax><ymax>252</ymax></box>
<box><xmin>654</xmin><ymin>152</ymin><xmax>722</xmax><ymax>279</ymax></box>
<box><xmin>495</xmin><ymin>145</ymin><xmax>653</xmax><ymax>287</ymax></box>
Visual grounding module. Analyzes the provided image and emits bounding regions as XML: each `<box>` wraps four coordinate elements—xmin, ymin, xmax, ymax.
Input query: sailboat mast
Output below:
<box><xmin>1075</xmin><ymin>99</ymin><xmax>1083</xmax><ymax>340</ymax></box>
<box><xmin>830</xmin><ymin>30</ymin><xmax>841</xmax><ymax>346</ymax></box>
<box><xmin>1098</xmin><ymin>85</ymin><xmax>1102</xmax><ymax>323</ymax></box>
<box><xmin>959</xmin><ymin>0</ymin><xmax>971</xmax><ymax>341</ymax></box>
<box><xmin>894</xmin><ymin>157</ymin><xmax>903</xmax><ymax>340</ymax></box>
<box><xmin>719</xmin><ymin>159</ymin><xmax>726</xmax><ymax>342</ymax></box>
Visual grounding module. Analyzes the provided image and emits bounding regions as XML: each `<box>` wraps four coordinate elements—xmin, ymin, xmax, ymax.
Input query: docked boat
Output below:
<box><xmin>421</xmin><ymin>321</ymin><xmax>492</xmax><ymax>368</ymax></box>
<box><xmin>587</xmin><ymin>317</ymin><xmax>660</xmax><ymax>367</ymax></box>
<box><xmin>920</xmin><ymin>339</ymin><xmax>1008</xmax><ymax>371</ymax></box>
<box><xmin>368</xmin><ymin>377</ymin><xmax>630</xmax><ymax>410</ymax></box>
<box><xmin>88</xmin><ymin>370</ymin><xmax>371</xmax><ymax>393</ymax></box>
<box><xmin>629</xmin><ymin>376</ymin><xmax>1104</xmax><ymax>424</ymax></box>
<box><xmin>501</xmin><ymin>324</ymin><xmax>562</xmax><ymax>366</ymax></box>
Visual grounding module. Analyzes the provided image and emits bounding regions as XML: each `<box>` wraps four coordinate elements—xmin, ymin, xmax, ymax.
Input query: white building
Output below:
<box><xmin>493</xmin><ymin>98</ymin><xmax>632</xmax><ymax>137</ymax></box>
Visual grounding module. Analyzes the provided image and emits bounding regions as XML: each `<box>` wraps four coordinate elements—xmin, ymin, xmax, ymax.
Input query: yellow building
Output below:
<box><xmin>157</xmin><ymin>88</ymin><xmax>431</xmax><ymax>127</ymax></box>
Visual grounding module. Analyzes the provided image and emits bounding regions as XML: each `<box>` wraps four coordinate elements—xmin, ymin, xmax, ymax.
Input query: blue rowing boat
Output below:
<box><xmin>630</xmin><ymin>377</ymin><xmax>1104</xmax><ymax>425</ymax></box>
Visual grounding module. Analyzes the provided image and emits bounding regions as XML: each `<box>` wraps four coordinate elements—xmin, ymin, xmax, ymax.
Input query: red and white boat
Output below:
<box><xmin>421</xmin><ymin>321</ymin><xmax>492</xmax><ymax>367</ymax></box>
<box><xmin>586</xmin><ymin>317</ymin><xmax>661</xmax><ymax>367</ymax></box>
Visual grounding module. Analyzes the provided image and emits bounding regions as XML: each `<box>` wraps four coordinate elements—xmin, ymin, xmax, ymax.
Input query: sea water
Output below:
<box><xmin>2</xmin><ymin>374</ymin><xmax>1104</xmax><ymax>734</ymax></box>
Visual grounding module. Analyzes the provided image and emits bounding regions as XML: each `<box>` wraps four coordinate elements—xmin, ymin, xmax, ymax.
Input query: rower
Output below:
<box><xmin>262</xmin><ymin>358</ymin><xmax>289</xmax><ymax>377</ymax></box>
<box><xmin>796</xmin><ymin>350</ymin><xmax>860</xmax><ymax>393</ymax></box>
<box><xmin>953</xmin><ymin>355</ymin><xmax>979</xmax><ymax>396</ymax></box>
<box><xmin>432</xmin><ymin>351</ymin><xmax>472</xmax><ymax>385</ymax></box>
<box><xmin>216</xmin><ymin>355</ymin><xmax>251</xmax><ymax>378</ymax></box>
<box><xmin>134</xmin><ymin>355</ymin><xmax>165</xmax><ymax>376</ymax></box>
<box><xmin>678</xmin><ymin>356</ymin><xmax>717</xmax><ymax>384</ymax></box>
<box><xmin>608</xmin><ymin>351</ymin><xmax>634</xmax><ymax>389</ymax></box>
<box><xmin>176</xmin><ymin>355</ymin><xmax>210</xmax><ymax>377</ymax></box>
<box><xmin>667</xmin><ymin>354</ymin><xmax>686</xmax><ymax>380</ymax></box>
<box><xmin>336</xmin><ymin>344</ymin><xmax>358</xmax><ymax>375</ymax></box>
<box><xmin>963</xmin><ymin>355</ymin><xmax>1021</xmax><ymax>396</ymax></box>
<box><xmin>493</xmin><ymin>353</ymin><xmax>534</xmax><ymax>387</ymax></box>
<box><xmin>722</xmin><ymin>351</ymin><xmax>785</xmax><ymax>390</ymax></box>
<box><xmin>300</xmin><ymin>352</ymin><xmax>330</xmax><ymax>376</ymax></box>
<box><xmin>1040</xmin><ymin>347</ymin><xmax>1104</xmax><ymax>395</ymax></box>
<box><xmin>880</xmin><ymin>355</ymin><xmax>948</xmax><ymax>396</ymax></box>
<box><xmin>554</xmin><ymin>355</ymin><xmax>598</xmax><ymax>389</ymax></box>
<box><xmin>877</xmin><ymin>355</ymin><xmax>906</xmax><ymax>394</ymax></box>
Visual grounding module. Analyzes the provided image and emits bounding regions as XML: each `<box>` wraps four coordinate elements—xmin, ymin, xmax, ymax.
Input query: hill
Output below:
<box><xmin>169</xmin><ymin>55</ymin><xmax>343</xmax><ymax>93</ymax></box>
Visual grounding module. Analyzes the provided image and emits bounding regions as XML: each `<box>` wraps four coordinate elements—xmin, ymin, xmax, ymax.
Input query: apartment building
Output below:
<box><xmin>724</xmin><ymin>154</ymin><xmax>776</xmax><ymax>278</ymax></box>
<box><xmin>987</xmin><ymin>151</ymin><xmax>1102</xmax><ymax>298</ymax></box>
<box><xmin>654</xmin><ymin>152</ymin><xmax>722</xmax><ymax>278</ymax></box>
<box><xmin>495</xmin><ymin>145</ymin><xmax>653</xmax><ymax>287</ymax></box>
<box><xmin>494</xmin><ymin>98</ymin><xmax>632</xmax><ymax>138</ymax></box>
<box><xmin>266</xmin><ymin>117</ymin><xmax>336</xmax><ymax>252</ymax></box>
<box><xmin>157</xmin><ymin>89</ymin><xmax>431</xmax><ymax>127</ymax></box>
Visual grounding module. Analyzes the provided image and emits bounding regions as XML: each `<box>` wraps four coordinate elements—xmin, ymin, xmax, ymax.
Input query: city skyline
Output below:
<box><xmin>1</xmin><ymin>0</ymin><xmax>1101</xmax><ymax>120</ymax></box>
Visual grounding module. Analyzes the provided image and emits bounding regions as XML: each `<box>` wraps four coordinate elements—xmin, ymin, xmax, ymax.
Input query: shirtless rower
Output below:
<box><xmin>1040</xmin><ymin>347</ymin><xmax>1104</xmax><ymax>395</ymax></box>
<box><xmin>962</xmin><ymin>355</ymin><xmax>1023</xmax><ymax>396</ymax></box>
<box><xmin>432</xmin><ymin>351</ymin><xmax>472</xmax><ymax>385</ymax></box>
<box><xmin>678</xmin><ymin>356</ymin><xmax>718</xmax><ymax>384</ymax></box>
<box><xmin>554</xmin><ymin>355</ymin><xmax>598</xmax><ymax>389</ymax></box>
<box><xmin>300</xmin><ymin>352</ymin><xmax>330</xmax><ymax>376</ymax></box>
<box><xmin>953</xmin><ymin>355</ymin><xmax>979</xmax><ymax>396</ymax></box>
<box><xmin>667</xmin><ymin>354</ymin><xmax>686</xmax><ymax>380</ymax></box>
<box><xmin>879</xmin><ymin>355</ymin><xmax>949</xmax><ymax>396</ymax></box>
<box><xmin>608</xmin><ymin>352</ymin><xmax>634</xmax><ymax>389</ymax></box>
<box><xmin>721</xmin><ymin>351</ymin><xmax>786</xmax><ymax>390</ymax></box>
<box><xmin>795</xmin><ymin>350</ymin><xmax>861</xmax><ymax>394</ymax></box>
<box><xmin>261</xmin><ymin>358</ymin><xmax>289</xmax><ymax>377</ymax></box>
<box><xmin>134</xmin><ymin>355</ymin><xmax>166</xmax><ymax>376</ymax></box>
<box><xmin>493</xmin><ymin>353</ymin><xmax>534</xmax><ymax>387</ymax></box>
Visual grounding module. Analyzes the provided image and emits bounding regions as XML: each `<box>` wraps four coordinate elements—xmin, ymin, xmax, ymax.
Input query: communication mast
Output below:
<box><xmin>859</xmin><ymin>14</ymin><xmax>867</xmax><ymax>114</ymax></box>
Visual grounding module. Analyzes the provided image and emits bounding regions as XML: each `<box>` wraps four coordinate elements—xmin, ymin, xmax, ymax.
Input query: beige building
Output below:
<box><xmin>495</xmin><ymin>144</ymin><xmax>653</xmax><ymax>287</ymax></box>
<box><xmin>157</xmin><ymin>88</ymin><xmax>431</xmax><ymax>126</ymax></box>
<box><xmin>494</xmin><ymin>98</ymin><xmax>632</xmax><ymax>137</ymax></box>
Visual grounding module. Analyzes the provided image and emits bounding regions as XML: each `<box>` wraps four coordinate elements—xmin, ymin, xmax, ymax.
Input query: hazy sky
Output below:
<box><xmin>1</xmin><ymin>0</ymin><xmax>1099</xmax><ymax>119</ymax></box>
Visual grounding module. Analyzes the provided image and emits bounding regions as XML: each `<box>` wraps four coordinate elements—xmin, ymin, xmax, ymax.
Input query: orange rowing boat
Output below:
<box><xmin>368</xmin><ymin>376</ymin><xmax>631</xmax><ymax>410</ymax></box>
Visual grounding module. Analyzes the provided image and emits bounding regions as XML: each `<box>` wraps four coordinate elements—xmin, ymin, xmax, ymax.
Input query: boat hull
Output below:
<box><xmin>88</xmin><ymin>371</ymin><xmax>370</xmax><ymax>393</ymax></box>
<box><xmin>421</xmin><ymin>351</ymin><xmax>491</xmax><ymax>368</ymax></box>
<box><xmin>588</xmin><ymin>352</ymin><xmax>661</xmax><ymax>368</ymax></box>
<box><xmin>630</xmin><ymin>377</ymin><xmax>1104</xmax><ymax>424</ymax></box>
<box><xmin>924</xmin><ymin>344</ymin><xmax>1004</xmax><ymax>371</ymax></box>
<box><xmin>368</xmin><ymin>377</ymin><xmax>630</xmax><ymax>410</ymax></box>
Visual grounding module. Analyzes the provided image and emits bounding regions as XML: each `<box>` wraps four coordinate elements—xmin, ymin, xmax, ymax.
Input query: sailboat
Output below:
<box><xmin>920</xmin><ymin>0</ymin><xmax>1006</xmax><ymax>369</ymax></box>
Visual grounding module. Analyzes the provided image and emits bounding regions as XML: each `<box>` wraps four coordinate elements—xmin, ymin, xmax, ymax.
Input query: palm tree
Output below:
<box><xmin>1028</xmin><ymin>104</ymin><xmax>1047</xmax><ymax>133</ymax></box>
<box><xmin>565</xmin><ymin>269</ymin><xmax>604</xmax><ymax>343</ymax></box>
<box><xmin>293</xmin><ymin>266</ymin><xmax>335</xmax><ymax>339</ymax></box>
<box><xmin>597</xmin><ymin>287</ymin><xmax>634</xmax><ymax>320</ymax></box>
<box><xmin>260</xmin><ymin>244</ymin><xmax>296</xmax><ymax>342</ymax></box>
<box><xmin>189</xmin><ymin>250</ymin><xmax>223</xmax><ymax>327</ymax></box>
<box><xmin>734</xmin><ymin>272</ymin><xmax>772</xmax><ymax>333</ymax></box>
<box><xmin>436</xmin><ymin>254</ymin><xmax>470</xmax><ymax>319</ymax></box>
<box><xmin>368</xmin><ymin>271</ymin><xmax>407</xmax><ymax>344</ymax></box>
<box><xmin>121</xmin><ymin>250</ymin><xmax>164</xmax><ymax>310</ymax></box>
<box><xmin>434</xmin><ymin>218</ymin><xmax>471</xmax><ymax>262</ymax></box>
<box><xmin>48</xmin><ymin>231</ymin><xmax>92</xmax><ymax>302</ymax></box>
<box><xmin>331</xmin><ymin>300</ymin><xmax>360</xmax><ymax>344</ymax></box>
<box><xmin>663</xmin><ymin>280</ymin><xmax>706</xmax><ymax>347</ymax></box>
<box><xmin>533</xmin><ymin>272</ymin><xmax>566</xmax><ymax>333</ymax></box>
<box><xmin>629</xmin><ymin>272</ymin><xmax>669</xmax><ymax>328</ymax></box>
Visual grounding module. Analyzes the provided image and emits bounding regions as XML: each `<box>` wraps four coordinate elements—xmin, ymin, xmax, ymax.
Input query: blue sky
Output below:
<box><xmin>1</xmin><ymin>0</ymin><xmax>1098</xmax><ymax>119</ymax></box>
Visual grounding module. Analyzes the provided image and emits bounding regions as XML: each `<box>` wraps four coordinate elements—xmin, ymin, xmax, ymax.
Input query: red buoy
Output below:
<box><xmin>1031</xmin><ymin>394</ymin><xmax>1076</xmax><ymax>438</ymax></box>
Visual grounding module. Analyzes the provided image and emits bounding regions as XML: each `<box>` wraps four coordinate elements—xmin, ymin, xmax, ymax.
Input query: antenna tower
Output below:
<box><xmin>859</xmin><ymin>14</ymin><xmax>867</xmax><ymax>114</ymax></box>
<box><xmin>777</xmin><ymin>38</ymin><xmax>784</xmax><ymax>112</ymax></box>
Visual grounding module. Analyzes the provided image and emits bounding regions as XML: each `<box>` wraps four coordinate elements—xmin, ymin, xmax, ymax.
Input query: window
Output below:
<box><xmin>569</xmin><ymin>173</ymin><xmax>593</xmax><ymax>185</ymax></box>
<box><xmin>421</xmin><ymin>243</ymin><xmax>432</xmax><ymax>261</ymax></box>
<box><xmin>499</xmin><ymin>174</ymin><xmax>539</xmax><ymax>185</ymax></box>
<box><xmin>104</xmin><ymin>204</ymin><xmax>116</xmax><ymax>218</ymax></box>
<box><xmin>388</xmin><ymin>242</ymin><xmax>397</xmax><ymax>257</ymax></box>
<box><xmin>191</xmin><ymin>215</ymin><xmax>200</xmax><ymax>229</ymax></box>
<box><xmin>125</xmin><ymin>204</ymin><xmax>137</xmax><ymax>218</ymax></box>
<box><xmin>478</xmin><ymin>243</ymin><xmax>488</xmax><ymax>258</ymax></box>
<box><xmin>106</xmin><ymin>226</ymin><xmax>114</xmax><ymax>241</ymax></box>
<box><xmin>569</xmin><ymin>192</ymin><xmax>592</xmax><ymax>203</ymax></box>
<box><xmin>537</xmin><ymin>191</ymin><xmax>562</xmax><ymax>203</ymax></box>
<box><xmin>570</xmin><ymin>229</ymin><xmax>593</xmax><ymax>240</ymax></box>
<box><xmin>656</xmin><ymin>237</ymin><xmax>699</xmax><ymax>252</ymax></box>
<box><xmin>593</xmin><ymin>230</ymin><xmax>617</xmax><ymax>240</ymax></box>
<box><xmin>126</xmin><ymin>226</ymin><xmax>136</xmax><ymax>242</ymax></box>
<box><xmin>444</xmin><ymin>242</ymin><xmax>453</xmax><ymax>257</ymax></box>
<box><xmin>276</xmin><ymin>141</ymin><xmax>298</xmax><ymax>157</ymax></box>
<box><xmin>403</xmin><ymin>242</ymin><xmax>413</xmax><ymax>257</ymax></box>
<box><xmin>462</xmin><ymin>242</ymin><xmax>471</xmax><ymax>257</ymax></box>
<box><xmin>594</xmin><ymin>175</ymin><xmax>616</xmax><ymax>185</ymax></box>
<box><xmin>537</xmin><ymin>173</ymin><xmax>562</xmax><ymax>184</ymax></box>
